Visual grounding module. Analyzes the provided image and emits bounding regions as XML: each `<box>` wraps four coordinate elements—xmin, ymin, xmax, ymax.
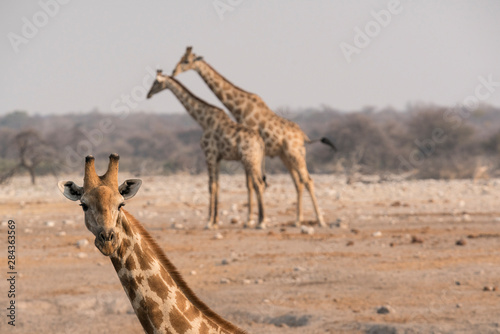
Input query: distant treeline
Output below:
<box><xmin>1</xmin><ymin>104</ymin><xmax>500</xmax><ymax>181</ymax></box>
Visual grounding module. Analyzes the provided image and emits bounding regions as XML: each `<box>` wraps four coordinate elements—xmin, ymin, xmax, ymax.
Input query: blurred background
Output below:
<box><xmin>1</xmin><ymin>0</ymin><xmax>499</xmax><ymax>182</ymax></box>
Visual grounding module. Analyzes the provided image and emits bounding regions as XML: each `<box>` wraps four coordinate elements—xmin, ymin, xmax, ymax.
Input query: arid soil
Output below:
<box><xmin>1</xmin><ymin>173</ymin><xmax>499</xmax><ymax>334</ymax></box>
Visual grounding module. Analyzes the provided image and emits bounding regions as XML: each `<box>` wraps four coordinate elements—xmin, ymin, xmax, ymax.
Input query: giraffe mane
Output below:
<box><xmin>170</xmin><ymin>77</ymin><xmax>224</xmax><ymax>111</ymax></box>
<box><xmin>123</xmin><ymin>211</ymin><xmax>247</xmax><ymax>334</ymax></box>
<box><xmin>202</xmin><ymin>62</ymin><xmax>250</xmax><ymax>95</ymax></box>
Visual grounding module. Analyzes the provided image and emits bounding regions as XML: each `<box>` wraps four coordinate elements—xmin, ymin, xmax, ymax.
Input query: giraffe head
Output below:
<box><xmin>146</xmin><ymin>69</ymin><xmax>169</xmax><ymax>99</ymax></box>
<box><xmin>58</xmin><ymin>154</ymin><xmax>142</xmax><ymax>256</ymax></box>
<box><xmin>171</xmin><ymin>46</ymin><xmax>203</xmax><ymax>77</ymax></box>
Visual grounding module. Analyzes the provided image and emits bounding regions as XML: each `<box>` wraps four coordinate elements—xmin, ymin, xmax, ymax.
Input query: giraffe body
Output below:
<box><xmin>147</xmin><ymin>71</ymin><xmax>266</xmax><ymax>229</ymax></box>
<box><xmin>172</xmin><ymin>48</ymin><xmax>335</xmax><ymax>227</ymax></box>
<box><xmin>58</xmin><ymin>155</ymin><xmax>246</xmax><ymax>334</ymax></box>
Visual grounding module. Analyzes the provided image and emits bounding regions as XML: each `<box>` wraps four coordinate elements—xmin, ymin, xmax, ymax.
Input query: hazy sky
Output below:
<box><xmin>1</xmin><ymin>0</ymin><xmax>499</xmax><ymax>115</ymax></box>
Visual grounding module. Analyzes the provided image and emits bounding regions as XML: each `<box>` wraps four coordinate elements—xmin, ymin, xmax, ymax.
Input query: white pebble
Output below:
<box><xmin>76</xmin><ymin>252</ymin><xmax>88</xmax><ymax>259</ymax></box>
<box><xmin>171</xmin><ymin>223</ymin><xmax>184</xmax><ymax>230</ymax></box>
<box><xmin>301</xmin><ymin>226</ymin><xmax>314</xmax><ymax>235</ymax></box>
<box><xmin>44</xmin><ymin>221</ymin><xmax>55</xmax><ymax>227</ymax></box>
<box><xmin>76</xmin><ymin>239</ymin><xmax>89</xmax><ymax>248</ymax></box>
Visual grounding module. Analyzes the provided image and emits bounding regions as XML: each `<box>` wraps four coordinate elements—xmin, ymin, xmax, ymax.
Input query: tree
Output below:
<box><xmin>0</xmin><ymin>129</ymin><xmax>56</xmax><ymax>185</ymax></box>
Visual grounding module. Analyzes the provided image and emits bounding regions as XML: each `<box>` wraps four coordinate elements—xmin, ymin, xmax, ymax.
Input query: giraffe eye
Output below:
<box><xmin>118</xmin><ymin>203</ymin><xmax>125</xmax><ymax>211</ymax></box>
<box><xmin>80</xmin><ymin>203</ymin><xmax>89</xmax><ymax>212</ymax></box>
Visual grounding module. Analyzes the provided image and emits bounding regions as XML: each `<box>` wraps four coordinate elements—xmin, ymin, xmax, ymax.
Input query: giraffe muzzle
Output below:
<box><xmin>99</xmin><ymin>230</ymin><xmax>114</xmax><ymax>242</ymax></box>
<box><xmin>95</xmin><ymin>229</ymin><xmax>118</xmax><ymax>256</ymax></box>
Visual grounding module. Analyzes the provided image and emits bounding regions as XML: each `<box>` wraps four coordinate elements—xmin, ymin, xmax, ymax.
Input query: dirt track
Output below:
<box><xmin>1</xmin><ymin>173</ymin><xmax>499</xmax><ymax>334</ymax></box>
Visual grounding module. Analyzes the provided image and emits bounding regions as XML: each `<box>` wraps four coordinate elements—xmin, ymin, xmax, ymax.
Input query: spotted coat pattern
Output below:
<box><xmin>172</xmin><ymin>48</ymin><xmax>326</xmax><ymax>227</ymax></box>
<box><xmin>111</xmin><ymin>210</ymin><xmax>246</xmax><ymax>334</ymax></box>
<box><xmin>147</xmin><ymin>72</ymin><xmax>266</xmax><ymax>229</ymax></box>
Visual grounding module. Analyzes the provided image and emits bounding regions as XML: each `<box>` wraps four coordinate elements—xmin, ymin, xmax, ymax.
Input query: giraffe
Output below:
<box><xmin>58</xmin><ymin>154</ymin><xmax>246</xmax><ymax>334</ymax></box>
<box><xmin>172</xmin><ymin>47</ymin><xmax>337</xmax><ymax>227</ymax></box>
<box><xmin>147</xmin><ymin>70</ymin><xmax>267</xmax><ymax>229</ymax></box>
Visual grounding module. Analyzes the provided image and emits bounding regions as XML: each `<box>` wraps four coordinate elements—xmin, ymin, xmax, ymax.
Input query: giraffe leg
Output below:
<box><xmin>213</xmin><ymin>162</ymin><xmax>220</xmax><ymax>227</ymax></box>
<box><xmin>280</xmin><ymin>154</ymin><xmax>304</xmax><ymax>227</ymax></box>
<box><xmin>243</xmin><ymin>170</ymin><xmax>254</xmax><ymax>228</ymax></box>
<box><xmin>294</xmin><ymin>160</ymin><xmax>326</xmax><ymax>228</ymax></box>
<box><xmin>249</xmin><ymin>166</ymin><xmax>266</xmax><ymax>229</ymax></box>
<box><xmin>206</xmin><ymin>162</ymin><xmax>220</xmax><ymax>229</ymax></box>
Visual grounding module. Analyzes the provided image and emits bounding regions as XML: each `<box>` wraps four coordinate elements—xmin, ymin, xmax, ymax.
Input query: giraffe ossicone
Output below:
<box><xmin>58</xmin><ymin>154</ymin><xmax>246</xmax><ymax>334</ymax></box>
<box><xmin>172</xmin><ymin>47</ymin><xmax>337</xmax><ymax>227</ymax></box>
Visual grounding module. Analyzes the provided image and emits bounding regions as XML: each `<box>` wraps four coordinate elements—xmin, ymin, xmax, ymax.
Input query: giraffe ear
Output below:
<box><xmin>194</xmin><ymin>56</ymin><xmax>203</xmax><ymax>62</ymax></box>
<box><xmin>58</xmin><ymin>181</ymin><xmax>83</xmax><ymax>201</ymax></box>
<box><xmin>119</xmin><ymin>179</ymin><xmax>142</xmax><ymax>200</ymax></box>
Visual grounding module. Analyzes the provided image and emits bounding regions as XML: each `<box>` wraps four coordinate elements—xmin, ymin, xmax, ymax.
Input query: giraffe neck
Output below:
<box><xmin>110</xmin><ymin>210</ymin><xmax>244</xmax><ymax>334</ymax></box>
<box><xmin>195</xmin><ymin>60</ymin><xmax>273</xmax><ymax>124</ymax></box>
<box><xmin>163</xmin><ymin>76</ymin><xmax>230</xmax><ymax>130</ymax></box>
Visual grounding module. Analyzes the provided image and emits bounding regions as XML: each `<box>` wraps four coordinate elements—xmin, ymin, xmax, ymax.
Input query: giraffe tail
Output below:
<box><xmin>320</xmin><ymin>137</ymin><xmax>337</xmax><ymax>151</ymax></box>
<box><xmin>306</xmin><ymin>136</ymin><xmax>337</xmax><ymax>151</ymax></box>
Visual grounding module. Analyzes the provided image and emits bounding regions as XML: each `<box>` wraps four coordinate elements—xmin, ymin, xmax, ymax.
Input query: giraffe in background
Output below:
<box><xmin>172</xmin><ymin>47</ymin><xmax>336</xmax><ymax>227</ymax></box>
<box><xmin>58</xmin><ymin>154</ymin><xmax>246</xmax><ymax>334</ymax></box>
<box><xmin>147</xmin><ymin>70</ymin><xmax>267</xmax><ymax>229</ymax></box>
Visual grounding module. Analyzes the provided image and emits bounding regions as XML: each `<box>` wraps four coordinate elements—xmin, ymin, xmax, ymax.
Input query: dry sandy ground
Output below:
<box><xmin>0</xmin><ymin>173</ymin><xmax>499</xmax><ymax>334</ymax></box>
